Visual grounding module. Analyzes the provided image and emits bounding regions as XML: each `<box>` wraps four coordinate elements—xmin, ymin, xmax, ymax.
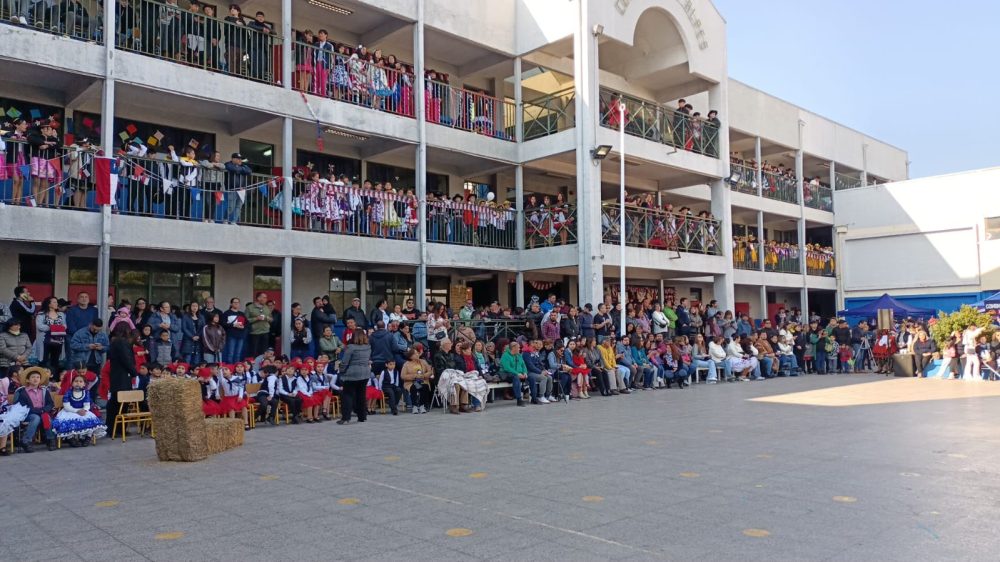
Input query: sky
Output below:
<box><xmin>713</xmin><ymin>0</ymin><xmax>998</xmax><ymax>179</ymax></box>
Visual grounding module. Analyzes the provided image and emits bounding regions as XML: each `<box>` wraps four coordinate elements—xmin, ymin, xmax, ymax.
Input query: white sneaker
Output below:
<box><xmin>411</xmin><ymin>406</ymin><xmax>418</xmax><ymax>414</ymax></box>
<box><xmin>564</xmin><ymin>395</ymin><xmax>570</xmax><ymax>403</ymax></box>
<box><xmin>18</xmin><ymin>16</ymin><xmax>28</xmax><ymax>24</ymax></box>
<box><xmin>419</xmin><ymin>405</ymin><xmax>427</xmax><ymax>414</ymax></box>
<box><xmin>538</xmin><ymin>397</ymin><xmax>549</xmax><ymax>404</ymax></box>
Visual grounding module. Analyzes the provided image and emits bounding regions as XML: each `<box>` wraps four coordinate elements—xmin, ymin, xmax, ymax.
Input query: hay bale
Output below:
<box><xmin>204</xmin><ymin>418</ymin><xmax>244</xmax><ymax>454</ymax></box>
<box><xmin>148</xmin><ymin>378</ymin><xmax>208</xmax><ymax>462</ymax></box>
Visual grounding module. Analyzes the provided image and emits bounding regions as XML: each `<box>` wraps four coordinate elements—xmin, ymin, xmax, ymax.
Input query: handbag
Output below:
<box><xmin>47</xmin><ymin>323</ymin><xmax>67</xmax><ymax>345</ymax></box>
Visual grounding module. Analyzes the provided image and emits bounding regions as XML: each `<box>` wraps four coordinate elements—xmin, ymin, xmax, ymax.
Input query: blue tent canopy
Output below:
<box><xmin>837</xmin><ymin>293</ymin><xmax>936</xmax><ymax>318</ymax></box>
<box><xmin>971</xmin><ymin>291</ymin><xmax>1000</xmax><ymax>312</ymax></box>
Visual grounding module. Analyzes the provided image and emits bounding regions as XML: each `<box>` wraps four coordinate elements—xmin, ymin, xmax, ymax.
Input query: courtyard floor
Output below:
<box><xmin>3</xmin><ymin>373</ymin><xmax>999</xmax><ymax>561</ymax></box>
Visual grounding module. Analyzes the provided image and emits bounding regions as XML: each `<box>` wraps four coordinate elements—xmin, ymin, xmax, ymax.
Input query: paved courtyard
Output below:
<box><xmin>4</xmin><ymin>374</ymin><xmax>1000</xmax><ymax>561</ymax></box>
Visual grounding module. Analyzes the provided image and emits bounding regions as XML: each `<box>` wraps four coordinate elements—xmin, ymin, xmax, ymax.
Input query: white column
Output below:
<box><xmin>281</xmin><ymin>0</ymin><xmax>292</xmax><ymax>89</ymax></box>
<box><xmin>710</xmin><ymin>83</ymin><xmax>733</xmax><ymax>311</ymax></box>
<box><xmin>515</xmin><ymin>272</ymin><xmax>524</xmax><ymax>308</ymax></box>
<box><xmin>514</xmin><ymin>56</ymin><xmax>524</xmax><ymax>144</ymax></box>
<box><xmin>760</xmin><ymin>285</ymin><xmax>768</xmax><ymax>322</ymax></box>
<box><xmin>414</xmin><ymin>4</ymin><xmax>428</xmax><ymax>306</ymax></box>
<box><xmin>280</xmin><ymin>117</ymin><xmax>293</xmax><ymax>354</ymax></box>
<box><xmin>754</xmin><ymin>136</ymin><xmax>762</xmax><ymax>197</ymax></box>
<box><xmin>97</xmin><ymin>5</ymin><xmax>117</xmax><ymax>325</ymax></box>
<box><xmin>829</xmin><ymin>160</ymin><xmax>836</xmax><ymax>192</ymax></box>
<box><xmin>281</xmin><ymin>257</ymin><xmax>292</xmax><ymax>356</ymax></box>
<box><xmin>861</xmin><ymin>143</ymin><xmax>869</xmax><ymax>186</ymax></box>
<box><xmin>756</xmin><ymin>210</ymin><xmax>765</xmax><ymax>271</ymax></box>
<box><xmin>574</xmin><ymin>0</ymin><xmax>603</xmax><ymax>307</ymax></box>
<box><xmin>796</xmin><ymin>128</ymin><xmax>808</xmax><ymax>318</ymax></box>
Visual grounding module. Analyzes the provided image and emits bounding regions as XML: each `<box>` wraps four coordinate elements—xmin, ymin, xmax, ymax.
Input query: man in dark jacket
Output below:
<box><xmin>224</xmin><ymin>153</ymin><xmax>252</xmax><ymax>224</ymax></box>
<box><xmin>674</xmin><ymin>298</ymin><xmax>691</xmax><ymax>337</ymax></box>
<box><xmin>579</xmin><ymin>304</ymin><xmax>595</xmax><ymax>340</ymax></box>
<box><xmin>309</xmin><ymin>296</ymin><xmax>337</xmax><ymax>348</ymax></box>
<box><xmin>369</xmin><ymin>321</ymin><xmax>393</xmax><ymax>376</ymax></box>
<box><xmin>10</xmin><ymin>286</ymin><xmax>37</xmax><ymax>344</ymax></box>
<box><xmin>343</xmin><ymin>298</ymin><xmax>368</xmax><ymax>330</ymax></box>
<box><xmin>832</xmin><ymin>319</ymin><xmax>853</xmax><ymax>373</ymax></box>
<box><xmin>560</xmin><ymin>306</ymin><xmax>581</xmax><ymax>340</ymax></box>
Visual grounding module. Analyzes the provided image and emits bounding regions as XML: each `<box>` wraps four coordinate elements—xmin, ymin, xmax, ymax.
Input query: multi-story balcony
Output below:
<box><xmin>600</xmin><ymin>204</ymin><xmax>723</xmax><ymax>256</ymax></box>
<box><xmin>598</xmin><ymin>90</ymin><xmax>721</xmax><ymax>158</ymax></box>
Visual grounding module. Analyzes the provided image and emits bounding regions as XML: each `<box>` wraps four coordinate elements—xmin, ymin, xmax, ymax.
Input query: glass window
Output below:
<box><xmin>112</xmin><ymin>261</ymin><xmax>214</xmax><ymax>307</ymax></box>
<box><xmin>116</xmin><ymin>266</ymin><xmax>149</xmax><ymax>286</ymax></box>
<box><xmin>152</xmin><ymin>270</ymin><xmax>181</xmax><ymax>287</ymax></box>
<box><xmin>365</xmin><ymin>273</ymin><xmax>415</xmax><ymax>312</ymax></box>
<box><xmin>254</xmin><ymin>267</ymin><xmax>282</xmax><ymax>290</ymax></box>
<box><xmin>68</xmin><ymin>258</ymin><xmax>98</xmax><ymax>284</ymax></box>
<box><xmin>18</xmin><ymin>254</ymin><xmax>55</xmax><ymax>284</ymax></box>
<box><xmin>240</xmin><ymin>139</ymin><xmax>275</xmax><ymax>175</ymax></box>
<box><xmin>986</xmin><ymin>217</ymin><xmax>1000</xmax><ymax>241</ymax></box>
<box><xmin>328</xmin><ymin>271</ymin><xmax>361</xmax><ymax>314</ymax></box>
<box><xmin>297</xmin><ymin>149</ymin><xmax>360</xmax><ymax>182</ymax></box>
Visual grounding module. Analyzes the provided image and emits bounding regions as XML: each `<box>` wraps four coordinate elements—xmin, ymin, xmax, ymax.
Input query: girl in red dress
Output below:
<box><xmin>197</xmin><ymin>367</ymin><xmax>222</xmax><ymax>417</ymax></box>
<box><xmin>218</xmin><ymin>364</ymin><xmax>249</xmax><ymax>428</ymax></box>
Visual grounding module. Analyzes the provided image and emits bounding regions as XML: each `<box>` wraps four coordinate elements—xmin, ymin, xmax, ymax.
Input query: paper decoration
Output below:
<box><xmin>153</xmin><ymin>130</ymin><xmax>164</xmax><ymax>141</ymax></box>
<box><xmin>82</xmin><ymin>116</ymin><xmax>94</xmax><ymax>128</ymax></box>
<box><xmin>119</xmin><ymin>131</ymin><xmax>130</xmax><ymax>142</ymax></box>
<box><xmin>188</xmin><ymin>138</ymin><xmax>199</xmax><ymax>149</ymax></box>
<box><xmin>6</xmin><ymin>108</ymin><xmax>21</xmax><ymax>118</ymax></box>
<box><xmin>125</xmin><ymin>124</ymin><xmax>138</xmax><ymax>135</ymax></box>
<box><xmin>30</xmin><ymin>109</ymin><xmax>41</xmax><ymax>119</ymax></box>
<box><xmin>147</xmin><ymin>136</ymin><xmax>159</xmax><ymax>147</ymax></box>
<box><xmin>215</xmin><ymin>192</ymin><xmax>224</xmax><ymax>204</ymax></box>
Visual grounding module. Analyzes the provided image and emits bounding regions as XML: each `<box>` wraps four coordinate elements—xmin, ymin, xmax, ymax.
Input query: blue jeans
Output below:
<box><xmin>23</xmin><ymin>413</ymin><xmax>54</xmax><ymax>445</ymax></box>
<box><xmin>692</xmin><ymin>358</ymin><xmax>718</xmax><ymax>382</ymax></box>
<box><xmin>779</xmin><ymin>354</ymin><xmax>799</xmax><ymax>375</ymax></box>
<box><xmin>641</xmin><ymin>365</ymin><xmax>656</xmax><ymax>388</ymax></box>
<box><xmin>760</xmin><ymin>356</ymin><xmax>774</xmax><ymax>378</ymax></box>
<box><xmin>716</xmin><ymin>360</ymin><xmax>732</xmax><ymax>381</ymax></box>
<box><xmin>223</xmin><ymin>336</ymin><xmax>245</xmax><ymax>364</ymax></box>
<box><xmin>507</xmin><ymin>372</ymin><xmax>538</xmax><ymax>401</ymax></box>
<box><xmin>226</xmin><ymin>192</ymin><xmax>245</xmax><ymax>224</ymax></box>
<box><xmin>816</xmin><ymin>350</ymin><xmax>827</xmax><ymax>374</ymax></box>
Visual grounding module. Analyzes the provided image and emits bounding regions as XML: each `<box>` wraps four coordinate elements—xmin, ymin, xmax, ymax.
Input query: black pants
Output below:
<box><xmin>340</xmin><ymin>379</ymin><xmax>367</xmax><ymax>422</ymax></box>
<box><xmin>44</xmin><ymin>341</ymin><xmax>64</xmax><ymax>379</ymax></box>
<box><xmin>409</xmin><ymin>383</ymin><xmax>431</xmax><ymax>408</ymax></box>
<box><xmin>592</xmin><ymin>368</ymin><xmax>610</xmax><ymax>395</ymax></box>
<box><xmin>248</xmin><ymin>333</ymin><xmax>269</xmax><ymax>359</ymax></box>
<box><xmin>256</xmin><ymin>392</ymin><xmax>276</xmax><ymax>420</ymax></box>
<box><xmin>382</xmin><ymin>383</ymin><xmax>401</xmax><ymax>414</ymax></box>
<box><xmin>915</xmin><ymin>353</ymin><xmax>932</xmax><ymax>376</ymax></box>
<box><xmin>279</xmin><ymin>394</ymin><xmax>302</xmax><ymax>419</ymax></box>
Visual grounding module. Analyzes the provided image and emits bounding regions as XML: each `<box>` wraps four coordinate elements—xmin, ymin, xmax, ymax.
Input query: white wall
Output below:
<box><xmin>836</xmin><ymin>167</ymin><xmax>1000</xmax><ymax>298</ymax></box>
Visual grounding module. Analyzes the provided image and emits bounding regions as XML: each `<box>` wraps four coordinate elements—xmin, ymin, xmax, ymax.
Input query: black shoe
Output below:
<box><xmin>336</xmin><ymin>419</ymin><xmax>349</xmax><ymax>425</ymax></box>
<box><xmin>21</xmin><ymin>444</ymin><xmax>33</xmax><ymax>453</ymax></box>
<box><xmin>291</xmin><ymin>418</ymin><xmax>300</xmax><ymax>425</ymax></box>
<box><xmin>47</xmin><ymin>439</ymin><xmax>57</xmax><ymax>451</ymax></box>
<box><xmin>530</xmin><ymin>399</ymin><xmax>541</xmax><ymax>405</ymax></box>
<box><xmin>516</xmin><ymin>400</ymin><xmax>525</xmax><ymax>407</ymax></box>
<box><xmin>391</xmin><ymin>410</ymin><xmax>398</xmax><ymax>416</ymax></box>
<box><xmin>357</xmin><ymin>418</ymin><xmax>366</xmax><ymax>423</ymax></box>
<box><xmin>620</xmin><ymin>389</ymin><xmax>631</xmax><ymax>394</ymax></box>
<box><xmin>69</xmin><ymin>438</ymin><xmax>80</xmax><ymax>448</ymax></box>
<box><xmin>0</xmin><ymin>449</ymin><xmax>8</xmax><ymax>456</ymax></box>
<box><xmin>306</xmin><ymin>419</ymin><xmax>314</xmax><ymax>424</ymax></box>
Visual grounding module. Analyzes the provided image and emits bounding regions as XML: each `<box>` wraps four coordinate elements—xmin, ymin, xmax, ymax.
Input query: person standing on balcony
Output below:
<box><xmin>224</xmin><ymin>152</ymin><xmax>251</xmax><ymax>224</ymax></box>
<box><xmin>245</xmin><ymin>292</ymin><xmax>272</xmax><ymax>359</ymax></box>
<box><xmin>224</xmin><ymin>4</ymin><xmax>248</xmax><ymax>75</ymax></box>
<box><xmin>27</xmin><ymin>122</ymin><xmax>60</xmax><ymax>207</ymax></box>
<box><xmin>221</xmin><ymin>297</ymin><xmax>247</xmax><ymax>364</ymax></box>
<box><xmin>246</xmin><ymin>11</ymin><xmax>273</xmax><ymax>81</ymax></box>
<box><xmin>158</xmin><ymin>0</ymin><xmax>183</xmax><ymax>61</ymax></box>
<box><xmin>314</xmin><ymin>30</ymin><xmax>335</xmax><ymax>96</ymax></box>
<box><xmin>201</xmin><ymin>4</ymin><xmax>222</xmax><ymax>71</ymax></box>
<box><xmin>672</xmin><ymin>99</ymin><xmax>689</xmax><ymax>147</ymax></box>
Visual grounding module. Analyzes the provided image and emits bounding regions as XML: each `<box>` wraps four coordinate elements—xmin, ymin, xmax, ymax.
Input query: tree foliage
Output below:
<box><xmin>929</xmin><ymin>305</ymin><xmax>995</xmax><ymax>349</ymax></box>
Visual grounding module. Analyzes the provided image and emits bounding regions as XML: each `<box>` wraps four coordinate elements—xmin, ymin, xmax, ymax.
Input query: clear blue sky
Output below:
<box><xmin>714</xmin><ymin>0</ymin><xmax>998</xmax><ymax>179</ymax></box>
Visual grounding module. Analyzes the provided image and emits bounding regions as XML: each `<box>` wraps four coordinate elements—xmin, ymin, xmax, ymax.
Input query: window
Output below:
<box><xmin>297</xmin><ymin>149</ymin><xmax>360</xmax><ymax>182</ymax></box>
<box><xmin>365</xmin><ymin>273</ymin><xmax>415</xmax><ymax>312</ymax></box>
<box><xmin>113</xmin><ymin>261</ymin><xmax>214</xmax><ymax>308</ymax></box>
<box><xmin>74</xmin><ymin>112</ymin><xmax>216</xmax><ymax>159</ymax></box>
<box><xmin>18</xmin><ymin>254</ymin><xmax>55</xmax><ymax>284</ymax></box>
<box><xmin>367</xmin><ymin>162</ymin><xmax>448</xmax><ymax>194</ymax></box>
<box><xmin>68</xmin><ymin>258</ymin><xmax>98</xmax><ymax>285</ymax></box>
<box><xmin>253</xmin><ymin>267</ymin><xmax>282</xmax><ymax>291</ymax></box>
<box><xmin>240</xmin><ymin>139</ymin><xmax>275</xmax><ymax>175</ymax></box>
<box><xmin>328</xmin><ymin>271</ymin><xmax>361</xmax><ymax>315</ymax></box>
<box><xmin>986</xmin><ymin>217</ymin><xmax>1000</xmax><ymax>241</ymax></box>
<box><xmin>427</xmin><ymin>276</ymin><xmax>449</xmax><ymax>305</ymax></box>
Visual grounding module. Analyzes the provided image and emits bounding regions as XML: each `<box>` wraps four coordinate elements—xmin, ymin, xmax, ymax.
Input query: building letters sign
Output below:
<box><xmin>613</xmin><ymin>0</ymin><xmax>708</xmax><ymax>50</ymax></box>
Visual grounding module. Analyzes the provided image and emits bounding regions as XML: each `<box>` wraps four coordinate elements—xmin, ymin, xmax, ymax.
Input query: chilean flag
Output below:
<box><xmin>94</xmin><ymin>156</ymin><xmax>119</xmax><ymax>206</ymax></box>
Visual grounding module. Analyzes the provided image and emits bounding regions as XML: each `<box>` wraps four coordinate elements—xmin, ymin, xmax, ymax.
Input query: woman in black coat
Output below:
<box><xmin>105</xmin><ymin>323</ymin><xmax>138</xmax><ymax>425</ymax></box>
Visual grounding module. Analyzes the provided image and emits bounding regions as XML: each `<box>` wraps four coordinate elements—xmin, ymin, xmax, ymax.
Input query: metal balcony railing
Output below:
<box><xmin>113</xmin><ymin>0</ymin><xmax>281</xmax><ymax>85</ymax></box>
<box><xmin>1</xmin><ymin>0</ymin><xmax>102</xmax><ymax>42</ymax></box>
<box><xmin>426</xmin><ymin>81</ymin><xmax>515</xmax><ymax>141</ymax></box>
<box><xmin>522</xmin><ymin>88</ymin><xmax>576</xmax><ymax>141</ymax></box>
<box><xmin>806</xmin><ymin>250</ymin><xmax>837</xmax><ymax>277</ymax></box>
<box><xmin>727</xmin><ymin>161</ymin><xmax>758</xmax><ymax>195</ymax></box>
<box><xmin>804</xmin><ymin>182</ymin><xmax>834</xmax><ymax>212</ymax></box>
<box><xmin>764</xmin><ymin>245</ymin><xmax>801</xmax><ymax>274</ymax></box>
<box><xmin>599</xmin><ymin>89</ymin><xmax>721</xmax><ymax>158</ymax></box>
<box><xmin>427</xmin><ymin>200</ymin><xmax>517</xmax><ymax>249</ymax></box>
<box><xmin>288</xmin><ymin>180</ymin><xmax>419</xmax><ymax>240</ymax></box>
<box><xmin>601</xmin><ymin>204</ymin><xmax>722</xmax><ymax>255</ymax></box>
<box><xmin>761</xmin><ymin>170</ymin><xmax>799</xmax><ymax>204</ymax></box>
<box><xmin>524</xmin><ymin>204</ymin><xmax>577</xmax><ymax>248</ymax></box>
<box><xmin>834</xmin><ymin>171</ymin><xmax>863</xmax><ymax>191</ymax></box>
<box><xmin>732</xmin><ymin>240</ymin><xmax>759</xmax><ymax>270</ymax></box>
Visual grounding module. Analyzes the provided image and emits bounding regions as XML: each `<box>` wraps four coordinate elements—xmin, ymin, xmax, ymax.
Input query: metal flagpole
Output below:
<box><xmin>618</xmin><ymin>98</ymin><xmax>626</xmax><ymax>332</ymax></box>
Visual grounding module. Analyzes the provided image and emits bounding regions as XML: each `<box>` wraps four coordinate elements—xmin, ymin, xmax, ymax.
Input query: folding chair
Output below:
<box><xmin>111</xmin><ymin>390</ymin><xmax>153</xmax><ymax>442</ymax></box>
<box><xmin>244</xmin><ymin>383</ymin><xmax>261</xmax><ymax>429</ymax></box>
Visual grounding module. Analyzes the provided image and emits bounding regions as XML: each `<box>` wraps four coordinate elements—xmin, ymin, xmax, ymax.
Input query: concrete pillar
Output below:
<box><xmin>756</xmin><ymin>210</ymin><xmax>765</xmax><ymax>271</ymax></box>
<box><xmin>515</xmin><ymin>164</ymin><xmax>524</xmax><ymax>252</ymax></box>
<box><xmin>710</xmin><ymin>80</ymin><xmax>733</xmax><ymax>311</ymax></box>
<box><xmin>280</xmin><ymin>117</ymin><xmax>293</xmax><ymax>354</ymax></box>
<box><xmin>414</xmin><ymin>4</ymin><xmax>428</xmax><ymax>308</ymax></box>
<box><xmin>754</xmin><ymin>136</ymin><xmax>762</xmax><ymax>197</ymax></box>
<box><xmin>515</xmin><ymin>271</ymin><xmax>524</xmax><ymax>307</ymax></box>
<box><xmin>861</xmin><ymin>143</ymin><xmax>868</xmax><ymax>187</ymax></box>
<box><xmin>574</xmin><ymin>0</ymin><xmax>603</xmax><ymax>307</ymax></box>
<box><xmin>829</xmin><ymin>161</ymin><xmax>836</xmax><ymax>192</ymax></box>
<box><xmin>759</xmin><ymin>285</ymin><xmax>767</xmax><ymax>322</ymax></box>
<box><xmin>497</xmin><ymin>272</ymin><xmax>509</xmax><ymax>308</ymax></box>
<box><xmin>281</xmin><ymin>0</ymin><xmax>291</xmax><ymax>89</ymax></box>
<box><xmin>514</xmin><ymin>56</ymin><xmax>523</xmax><ymax>143</ymax></box>
<box><xmin>796</xmin><ymin>129</ymin><xmax>808</xmax><ymax>313</ymax></box>
<box><xmin>281</xmin><ymin>257</ymin><xmax>292</xmax><ymax>356</ymax></box>
<box><xmin>97</xmin><ymin>4</ymin><xmax>116</xmax><ymax>326</ymax></box>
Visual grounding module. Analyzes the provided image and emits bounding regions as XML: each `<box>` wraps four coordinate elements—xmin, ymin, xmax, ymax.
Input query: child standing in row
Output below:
<box><xmin>219</xmin><ymin>364</ymin><xmax>249</xmax><ymax>429</ymax></box>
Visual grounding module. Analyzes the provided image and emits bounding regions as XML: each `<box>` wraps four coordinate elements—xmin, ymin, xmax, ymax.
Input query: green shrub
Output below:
<box><xmin>930</xmin><ymin>305</ymin><xmax>995</xmax><ymax>349</ymax></box>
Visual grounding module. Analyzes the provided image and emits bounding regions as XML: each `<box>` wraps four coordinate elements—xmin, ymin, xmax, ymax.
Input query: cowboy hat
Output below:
<box><xmin>19</xmin><ymin>366</ymin><xmax>51</xmax><ymax>387</ymax></box>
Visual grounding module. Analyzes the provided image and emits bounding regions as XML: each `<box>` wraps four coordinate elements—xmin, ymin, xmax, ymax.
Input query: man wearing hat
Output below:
<box><xmin>0</xmin><ymin>318</ymin><xmax>31</xmax><ymax>377</ymax></box>
<box><xmin>223</xmin><ymin>152</ymin><xmax>252</xmax><ymax>225</ymax></box>
<box><xmin>343</xmin><ymin>298</ymin><xmax>368</xmax><ymax>331</ymax></box>
<box><xmin>67</xmin><ymin>136</ymin><xmax>97</xmax><ymax>209</ymax></box>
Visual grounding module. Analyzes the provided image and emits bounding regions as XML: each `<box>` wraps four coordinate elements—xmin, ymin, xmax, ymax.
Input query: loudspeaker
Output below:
<box><xmin>892</xmin><ymin>353</ymin><xmax>915</xmax><ymax>377</ymax></box>
<box><xmin>877</xmin><ymin>309</ymin><xmax>894</xmax><ymax>331</ymax></box>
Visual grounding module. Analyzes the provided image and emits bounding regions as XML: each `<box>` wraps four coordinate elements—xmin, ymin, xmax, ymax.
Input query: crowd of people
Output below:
<box><xmin>732</xmin><ymin>235</ymin><xmax>836</xmax><ymax>276</ymax></box>
<box><xmin>3</xmin><ymin>281</ymin><xmax>999</xmax><ymax>455</ymax></box>
<box><xmin>604</xmin><ymin>95</ymin><xmax>721</xmax><ymax>157</ymax></box>
<box><xmin>728</xmin><ymin>156</ymin><xmax>834</xmax><ymax>211</ymax></box>
<box><xmin>600</xmin><ymin>192</ymin><xmax>721</xmax><ymax>254</ymax></box>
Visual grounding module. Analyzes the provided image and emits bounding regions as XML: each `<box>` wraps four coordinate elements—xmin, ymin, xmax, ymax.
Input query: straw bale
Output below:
<box><xmin>204</xmin><ymin>418</ymin><xmax>244</xmax><ymax>454</ymax></box>
<box><xmin>148</xmin><ymin>378</ymin><xmax>208</xmax><ymax>462</ymax></box>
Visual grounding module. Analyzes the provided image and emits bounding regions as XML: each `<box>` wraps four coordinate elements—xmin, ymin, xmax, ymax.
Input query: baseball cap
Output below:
<box><xmin>231</xmin><ymin>152</ymin><xmax>243</xmax><ymax>159</ymax></box>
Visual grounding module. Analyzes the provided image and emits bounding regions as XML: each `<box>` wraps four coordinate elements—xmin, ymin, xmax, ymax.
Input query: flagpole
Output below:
<box><xmin>619</xmin><ymin>97</ymin><xmax>626</xmax><ymax>334</ymax></box>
